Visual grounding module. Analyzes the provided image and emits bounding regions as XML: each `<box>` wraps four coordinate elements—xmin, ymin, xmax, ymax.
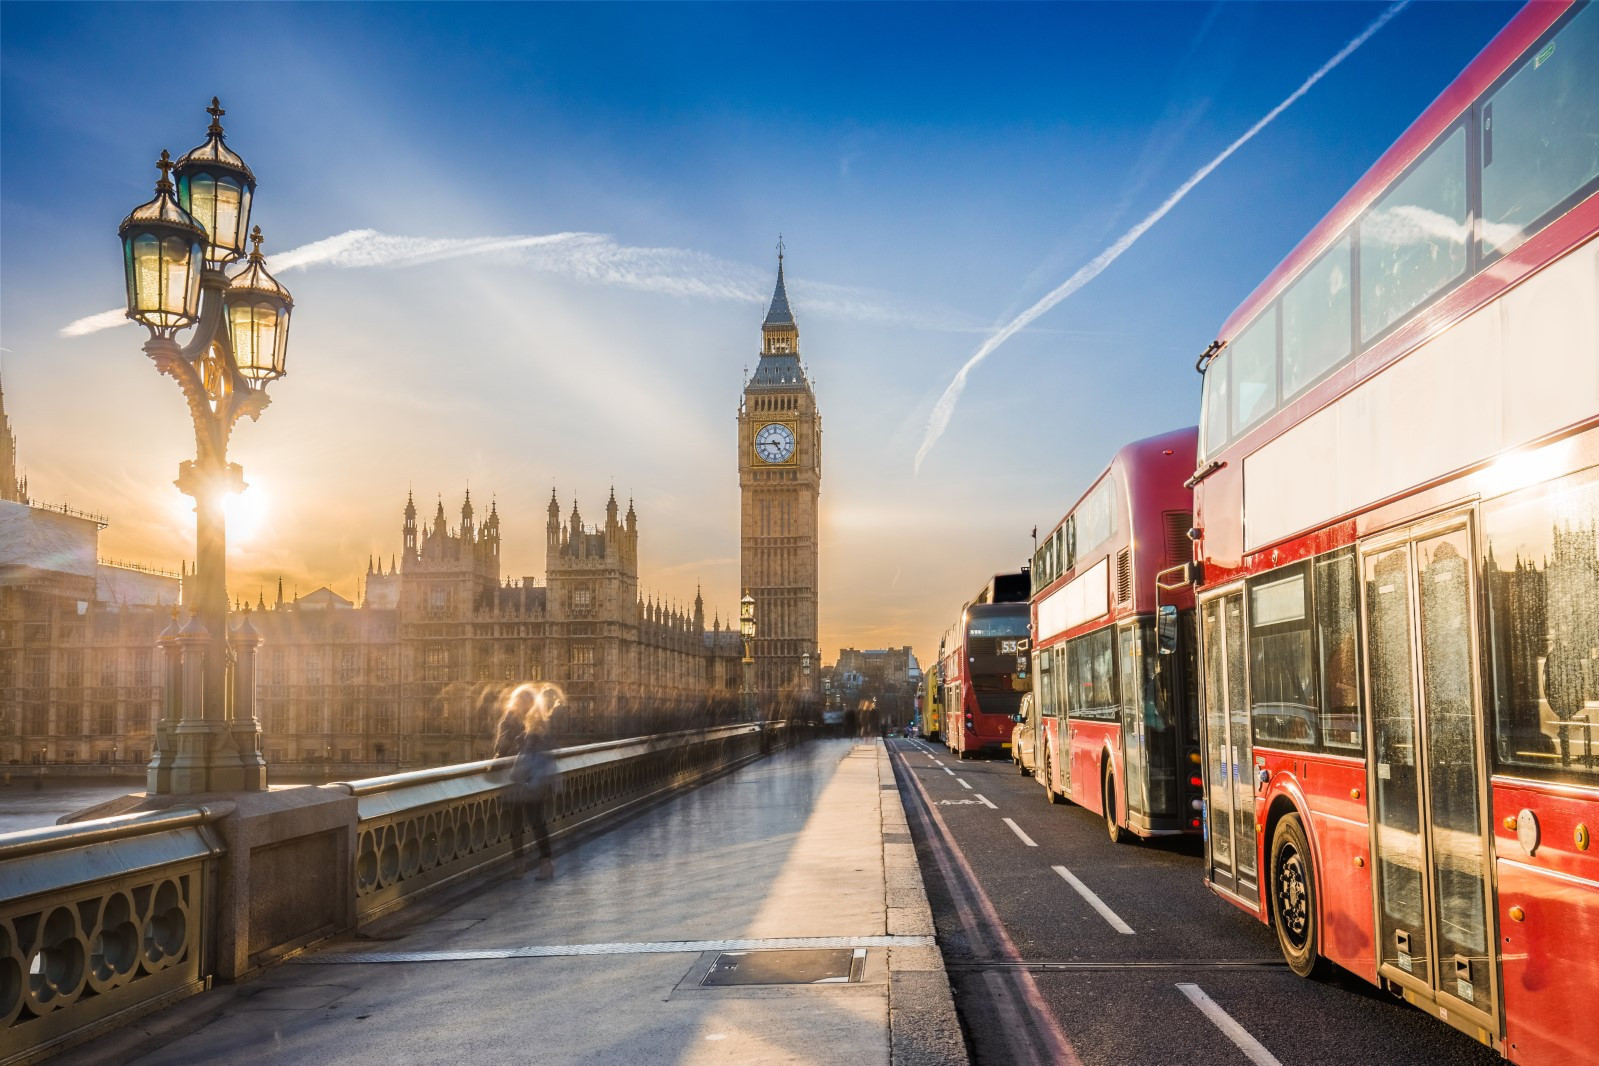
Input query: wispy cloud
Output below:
<box><xmin>914</xmin><ymin>1</ymin><xmax>1410</xmax><ymax>473</ymax></box>
<box><xmin>62</xmin><ymin>229</ymin><xmax>985</xmax><ymax>337</ymax></box>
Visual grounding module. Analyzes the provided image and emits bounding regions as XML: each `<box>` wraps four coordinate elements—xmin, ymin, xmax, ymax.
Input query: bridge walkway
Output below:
<box><xmin>69</xmin><ymin>738</ymin><xmax>963</xmax><ymax>1065</ymax></box>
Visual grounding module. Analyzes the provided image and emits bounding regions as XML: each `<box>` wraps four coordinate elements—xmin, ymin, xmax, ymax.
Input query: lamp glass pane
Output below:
<box><xmin>133</xmin><ymin>233</ymin><xmax>161</xmax><ymax>317</ymax></box>
<box><xmin>185</xmin><ymin>243</ymin><xmax>203</xmax><ymax>318</ymax></box>
<box><xmin>123</xmin><ymin>237</ymin><xmax>139</xmax><ymax>313</ymax></box>
<box><xmin>161</xmin><ymin>235</ymin><xmax>192</xmax><ymax>321</ymax></box>
<box><xmin>229</xmin><ymin>301</ymin><xmax>262</xmax><ymax>377</ymax></box>
<box><xmin>213</xmin><ymin>177</ymin><xmax>243</xmax><ymax>255</ymax></box>
<box><xmin>272</xmin><ymin>304</ymin><xmax>290</xmax><ymax>375</ymax></box>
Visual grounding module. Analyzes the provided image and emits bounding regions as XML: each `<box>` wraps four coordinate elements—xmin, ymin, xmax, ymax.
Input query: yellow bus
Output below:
<box><xmin>919</xmin><ymin>659</ymin><xmax>942</xmax><ymax>740</ymax></box>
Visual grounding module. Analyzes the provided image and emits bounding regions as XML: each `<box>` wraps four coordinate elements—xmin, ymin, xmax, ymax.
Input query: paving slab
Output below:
<box><xmin>70</xmin><ymin>738</ymin><xmax>966</xmax><ymax>1066</ymax></box>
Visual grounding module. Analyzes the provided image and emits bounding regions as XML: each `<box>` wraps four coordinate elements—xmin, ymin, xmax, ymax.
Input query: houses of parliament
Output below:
<box><xmin>0</xmin><ymin>255</ymin><xmax>822</xmax><ymax>771</ymax></box>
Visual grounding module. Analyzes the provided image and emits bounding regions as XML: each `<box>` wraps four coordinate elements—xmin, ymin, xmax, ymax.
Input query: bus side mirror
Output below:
<box><xmin>1157</xmin><ymin>605</ymin><xmax>1178</xmax><ymax>655</ymax></box>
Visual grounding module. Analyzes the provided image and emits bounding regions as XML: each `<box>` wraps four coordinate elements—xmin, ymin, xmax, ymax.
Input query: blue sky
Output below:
<box><xmin>0</xmin><ymin>1</ymin><xmax>1520</xmax><ymax>660</ymax></box>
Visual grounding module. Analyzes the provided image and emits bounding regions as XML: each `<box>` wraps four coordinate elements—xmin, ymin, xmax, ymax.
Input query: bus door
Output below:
<box><xmin>1360</xmin><ymin>515</ymin><xmax>1497</xmax><ymax>1033</ymax></box>
<box><xmin>1119</xmin><ymin>623</ymin><xmax>1148</xmax><ymax>828</ymax></box>
<box><xmin>1200</xmin><ymin>588</ymin><xmax>1257</xmax><ymax>902</ymax></box>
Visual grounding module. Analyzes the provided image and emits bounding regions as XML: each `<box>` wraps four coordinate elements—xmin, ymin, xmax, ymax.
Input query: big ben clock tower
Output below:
<box><xmin>739</xmin><ymin>243</ymin><xmax>821</xmax><ymax>706</ymax></box>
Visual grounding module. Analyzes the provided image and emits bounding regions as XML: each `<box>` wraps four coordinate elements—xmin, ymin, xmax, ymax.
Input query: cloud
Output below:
<box><xmin>62</xmin><ymin>229</ymin><xmax>987</xmax><ymax>337</ymax></box>
<box><xmin>61</xmin><ymin>308</ymin><xmax>132</xmax><ymax>337</ymax></box>
<box><xmin>914</xmin><ymin>1</ymin><xmax>1411</xmax><ymax>473</ymax></box>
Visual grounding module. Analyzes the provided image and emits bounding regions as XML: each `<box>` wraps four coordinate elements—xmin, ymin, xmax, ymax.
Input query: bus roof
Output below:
<box><xmin>1040</xmin><ymin>426</ymin><xmax>1197</xmax><ymax>540</ymax></box>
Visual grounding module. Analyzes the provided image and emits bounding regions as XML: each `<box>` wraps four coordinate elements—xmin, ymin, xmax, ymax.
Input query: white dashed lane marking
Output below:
<box><xmin>1176</xmin><ymin>983</ymin><xmax>1282</xmax><ymax>1066</ymax></box>
<box><xmin>1052</xmin><ymin>865</ymin><xmax>1135</xmax><ymax>935</ymax></box>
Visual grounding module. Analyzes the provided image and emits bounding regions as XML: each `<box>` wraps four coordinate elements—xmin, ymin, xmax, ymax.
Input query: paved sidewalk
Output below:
<box><xmin>73</xmin><ymin>738</ymin><xmax>965</xmax><ymax>1066</ymax></box>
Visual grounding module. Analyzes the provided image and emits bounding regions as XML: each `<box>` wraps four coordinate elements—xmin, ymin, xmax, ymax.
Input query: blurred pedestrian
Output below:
<box><xmin>507</xmin><ymin>694</ymin><xmax>558</xmax><ymax>881</ymax></box>
<box><xmin>493</xmin><ymin>700</ymin><xmax>526</xmax><ymax>757</ymax></box>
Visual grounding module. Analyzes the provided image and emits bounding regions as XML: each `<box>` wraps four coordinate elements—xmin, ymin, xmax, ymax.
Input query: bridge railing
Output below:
<box><xmin>0</xmin><ymin>805</ymin><xmax>228</xmax><ymax>1066</ymax></box>
<box><xmin>338</xmin><ymin>721</ymin><xmax>774</xmax><ymax>922</ymax></box>
<box><xmin>0</xmin><ymin>721</ymin><xmax>794</xmax><ymax>1064</ymax></box>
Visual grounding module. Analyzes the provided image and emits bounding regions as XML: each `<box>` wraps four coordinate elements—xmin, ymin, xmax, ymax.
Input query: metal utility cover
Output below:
<box><xmin>701</xmin><ymin>948</ymin><xmax>863</xmax><ymax>986</ymax></box>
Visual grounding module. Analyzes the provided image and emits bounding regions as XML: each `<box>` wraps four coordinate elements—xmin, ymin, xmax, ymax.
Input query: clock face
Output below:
<box><xmin>754</xmin><ymin>422</ymin><xmax>797</xmax><ymax>464</ymax></box>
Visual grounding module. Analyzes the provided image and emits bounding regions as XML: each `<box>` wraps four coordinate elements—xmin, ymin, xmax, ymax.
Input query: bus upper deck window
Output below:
<box><xmin>1481</xmin><ymin>3</ymin><xmax>1599</xmax><ymax>259</ymax></box>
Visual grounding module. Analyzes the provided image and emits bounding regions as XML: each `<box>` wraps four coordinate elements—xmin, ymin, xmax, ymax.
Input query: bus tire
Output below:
<box><xmin>1269</xmin><ymin>814</ymin><xmax>1331</xmax><ymax>980</ymax></box>
<box><xmin>1104</xmin><ymin>769</ymin><xmax>1127</xmax><ymax>844</ymax></box>
<box><xmin>1043</xmin><ymin>753</ymin><xmax>1063</xmax><ymax>804</ymax></box>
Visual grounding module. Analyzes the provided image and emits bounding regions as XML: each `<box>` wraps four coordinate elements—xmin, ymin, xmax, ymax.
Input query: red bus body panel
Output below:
<box><xmin>1491</xmin><ymin>778</ymin><xmax>1599</xmax><ymax>1065</ymax></box>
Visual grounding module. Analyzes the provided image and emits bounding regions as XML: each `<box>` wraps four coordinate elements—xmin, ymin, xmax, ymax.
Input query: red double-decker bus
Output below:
<box><xmin>1188</xmin><ymin>4</ymin><xmax>1598</xmax><ymax>1060</ymax></box>
<box><xmin>940</xmin><ymin>573</ymin><xmax>1030</xmax><ymax>758</ymax></box>
<box><xmin>1030</xmin><ymin>427</ymin><xmax>1203</xmax><ymax>841</ymax></box>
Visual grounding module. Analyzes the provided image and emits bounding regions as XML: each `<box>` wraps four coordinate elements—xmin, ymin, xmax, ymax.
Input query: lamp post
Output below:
<box><xmin>119</xmin><ymin>99</ymin><xmax>290</xmax><ymax>795</ymax></box>
<box><xmin>739</xmin><ymin>591</ymin><xmax>756</xmax><ymax>723</ymax></box>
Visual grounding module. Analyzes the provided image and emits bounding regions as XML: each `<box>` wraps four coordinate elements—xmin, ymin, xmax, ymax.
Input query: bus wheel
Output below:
<box><xmin>1043</xmin><ymin>754</ymin><xmax>1063</xmax><ymax>804</ymax></box>
<box><xmin>1104</xmin><ymin>771</ymin><xmax>1126</xmax><ymax>844</ymax></box>
<box><xmin>1270</xmin><ymin>814</ymin><xmax>1330</xmax><ymax>980</ymax></box>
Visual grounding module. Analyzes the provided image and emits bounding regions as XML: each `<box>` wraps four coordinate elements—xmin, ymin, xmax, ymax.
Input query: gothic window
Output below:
<box><xmin>425</xmin><ymin>645</ymin><xmax>449</xmax><ymax>682</ymax></box>
<box><xmin>99</xmin><ymin>653</ymin><xmax>118</xmax><ymax>687</ymax></box>
<box><xmin>429</xmin><ymin>587</ymin><xmax>449</xmax><ymax>611</ymax></box>
<box><xmin>27</xmin><ymin>654</ymin><xmax>47</xmax><ymax>689</ymax></box>
<box><xmin>572</xmin><ymin>643</ymin><xmax>595</xmax><ymax>681</ymax></box>
<box><xmin>375</xmin><ymin>655</ymin><xmax>391</xmax><ymax>684</ymax></box>
<box><xmin>373</xmin><ymin>709</ymin><xmax>394</xmax><ymax>734</ymax></box>
<box><xmin>270</xmin><ymin>651</ymin><xmax>287</xmax><ymax>685</ymax></box>
<box><xmin>60</xmin><ymin>707</ymin><xmax>82</xmax><ymax>736</ymax></box>
<box><xmin>306</xmin><ymin>656</ymin><xmax>322</xmax><ymax>685</ymax></box>
<box><xmin>96</xmin><ymin>704</ymin><xmax>116</xmax><ymax>735</ymax></box>
<box><xmin>338</xmin><ymin>650</ymin><xmax>358</xmax><ymax>683</ymax></box>
<box><xmin>63</xmin><ymin>651</ymin><xmax>83</xmax><ymax>689</ymax></box>
<box><xmin>339</xmin><ymin>700</ymin><xmax>361</xmax><ymax>734</ymax></box>
<box><xmin>573</xmin><ymin>587</ymin><xmax>593</xmax><ymax>615</ymax></box>
<box><xmin>133</xmin><ymin>650</ymin><xmax>152</xmax><ymax>686</ymax></box>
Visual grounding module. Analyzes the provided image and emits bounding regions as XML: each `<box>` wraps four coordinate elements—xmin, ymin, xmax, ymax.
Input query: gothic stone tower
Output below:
<box><xmin>738</xmin><ymin>247</ymin><xmax>821</xmax><ymax>703</ymax></box>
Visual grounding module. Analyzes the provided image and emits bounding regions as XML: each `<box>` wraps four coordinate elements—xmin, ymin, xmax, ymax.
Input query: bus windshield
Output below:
<box><xmin>967</xmin><ymin>614</ymin><xmax>1028</xmax><ymax>639</ymax></box>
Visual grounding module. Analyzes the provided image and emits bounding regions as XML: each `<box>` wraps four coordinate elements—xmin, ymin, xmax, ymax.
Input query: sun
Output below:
<box><xmin>171</xmin><ymin>479</ymin><xmax>270</xmax><ymax>545</ymax></box>
<box><xmin>226</xmin><ymin>478</ymin><xmax>270</xmax><ymax>544</ymax></box>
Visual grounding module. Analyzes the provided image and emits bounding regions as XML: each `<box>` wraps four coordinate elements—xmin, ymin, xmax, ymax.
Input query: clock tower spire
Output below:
<box><xmin>738</xmin><ymin>240</ymin><xmax>821</xmax><ymax>708</ymax></box>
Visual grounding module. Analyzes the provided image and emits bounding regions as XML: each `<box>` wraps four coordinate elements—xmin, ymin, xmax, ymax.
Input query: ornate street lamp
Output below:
<box><xmin>119</xmin><ymin>99</ymin><xmax>289</xmax><ymax>795</ymax></box>
<box><xmin>740</xmin><ymin>592</ymin><xmax>756</xmax><ymax>723</ymax></box>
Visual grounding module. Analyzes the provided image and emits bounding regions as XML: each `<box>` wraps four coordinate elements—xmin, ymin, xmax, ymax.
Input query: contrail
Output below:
<box><xmin>63</xmin><ymin>229</ymin><xmax>983</xmax><ymax>337</ymax></box>
<box><xmin>914</xmin><ymin>0</ymin><xmax>1409</xmax><ymax>473</ymax></box>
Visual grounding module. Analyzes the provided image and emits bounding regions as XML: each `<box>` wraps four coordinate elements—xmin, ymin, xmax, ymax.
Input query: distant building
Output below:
<box><xmin>0</xmin><ymin>498</ymin><xmax>179</xmax><ymax>767</ymax></box>
<box><xmin>835</xmin><ymin>646</ymin><xmax>920</xmax><ymax>689</ymax></box>
<box><xmin>245</xmin><ymin>487</ymin><xmax>745</xmax><ymax>768</ymax></box>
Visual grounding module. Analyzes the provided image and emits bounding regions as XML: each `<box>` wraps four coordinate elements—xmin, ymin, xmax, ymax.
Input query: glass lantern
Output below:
<box><xmin>175</xmin><ymin>98</ymin><xmax>256</xmax><ymax>263</ymax></box>
<box><xmin>118</xmin><ymin>150</ymin><xmax>206</xmax><ymax>331</ymax></box>
<box><xmin>226</xmin><ymin>227</ymin><xmax>293</xmax><ymax>382</ymax></box>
